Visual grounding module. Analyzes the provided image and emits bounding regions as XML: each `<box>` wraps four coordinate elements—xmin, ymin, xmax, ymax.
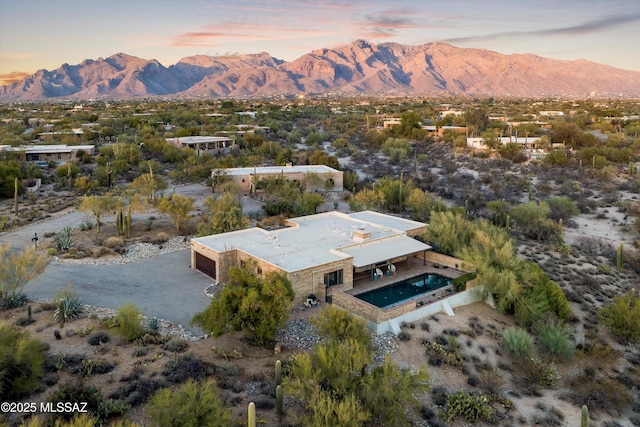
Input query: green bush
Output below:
<box><xmin>114</xmin><ymin>303</ymin><xmax>145</xmax><ymax>342</ymax></box>
<box><xmin>445</xmin><ymin>390</ymin><xmax>495</xmax><ymax>423</ymax></box>
<box><xmin>516</xmin><ymin>357</ymin><xmax>559</xmax><ymax>389</ymax></box>
<box><xmin>147</xmin><ymin>379</ymin><xmax>231</xmax><ymax>427</ymax></box>
<box><xmin>451</xmin><ymin>272</ymin><xmax>476</xmax><ymax>292</ymax></box>
<box><xmin>47</xmin><ymin>379</ymin><xmax>129</xmax><ymax>423</ymax></box>
<box><xmin>311</xmin><ymin>306</ymin><xmax>372</xmax><ymax>347</ymax></box>
<box><xmin>0</xmin><ymin>323</ymin><xmax>47</xmax><ymax>399</ymax></box>
<box><xmin>599</xmin><ymin>290</ymin><xmax>640</xmax><ymax>343</ymax></box>
<box><xmin>501</xmin><ymin>327</ymin><xmax>533</xmax><ymax>359</ymax></box>
<box><xmin>535</xmin><ymin>320</ymin><xmax>574</xmax><ymax>361</ymax></box>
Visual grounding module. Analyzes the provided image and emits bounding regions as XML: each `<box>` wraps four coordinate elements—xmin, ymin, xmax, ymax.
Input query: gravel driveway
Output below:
<box><xmin>25</xmin><ymin>250</ymin><xmax>212</xmax><ymax>335</ymax></box>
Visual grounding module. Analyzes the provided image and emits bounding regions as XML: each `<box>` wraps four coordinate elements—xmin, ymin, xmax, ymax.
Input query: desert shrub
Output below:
<box><xmin>501</xmin><ymin>327</ymin><xmax>533</xmax><ymax>359</ymax></box>
<box><xmin>565</xmin><ymin>369</ymin><xmax>632</xmax><ymax>415</ymax></box>
<box><xmin>444</xmin><ymin>390</ymin><xmax>495</xmax><ymax>423</ymax></box>
<box><xmin>113</xmin><ymin>303</ymin><xmax>144</xmax><ymax>342</ymax></box>
<box><xmin>535</xmin><ymin>320</ymin><xmax>574</xmax><ymax>361</ymax></box>
<box><xmin>398</xmin><ymin>331</ymin><xmax>412</xmax><ymax>341</ymax></box>
<box><xmin>110</xmin><ymin>377</ymin><xmax>165</xmax><ymax>407</ymax></box>
<box><xmin>147</xmin><ymin>379</ymin><xmax>231</xmax><ymax>427</ymax></box>
<box><xmin>599</xmin><ymin>290</ymin><xmax>640</xmax><ymax>343</ymax></box>
<box><xmin>103</xmin><ymin>236</ymin><xmax>125</xmax><ymax>249</ymax></box>
<box><xmin>163</xmin><ymin>353</ymin><xmax>210</xmax><ymax>384</ymax></box>
<box><xmin>311</xmin><ymin>306</ymin><xmax>371</xmax><ymax>346</ymax></box>
<box><xmin>420</xmin><ymin>322</ymin><xmax>430</xmax><ymax>332</ymax></box>
<box><xmin>80</xmin><ymin>358</ymin><xmax>115</xmax><ymax>377</ymax></box>
<box><xmin>0</xmin><ymin>323</ymin><xmax>47</xmax><ymax>399</ymax></box>
<box><xmin>431</xmin><ymin>385</ymin><xmax>448</xmax><ymax>406</ymax></box>
<box><xmin>47</xmin><ymin>379</ymin><xmax>128</xmax><ymax>423</ymax></box>
<box><xmin>515</xmin><ymin>357</ymin><xmax>559</xmax><ymax>390</ymax></box>
<box><xmin>87</xmin><ymin>331</ymin><xmax>110</xmax><ymax>346</ymax></box>
<box><xmin>155</xmin><ymin>232</ymin><xmax>169</xmax><ymax>243</ymax></box>
<box><xmin>161</xmin><ymin>338</ymin><xmax>189</xmax><ymax>353</ymax></box>
<box><xmin>215</xmin><ymin>361</ymin><xmax>240</xmax><ymax>378</ymax></box>
<box><xmin>425</xmin><ymin>341</ymin><xmax>464</xmax><ymax>369</ymax></box>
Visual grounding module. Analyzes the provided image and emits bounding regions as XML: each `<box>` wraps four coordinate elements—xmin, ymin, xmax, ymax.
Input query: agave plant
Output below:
<box><xmin>54</xmin><ymin>295</ymin><xmax>83</xmax><ymax>325</ymax></box>
<box><xmin>148</xmin><ymin>317</ymin><xmax>160</xmax><ymax>331</ymax></box>
<box><xmin>2</xmin><ymin>293</ymin><xmax>27</xmax><ymax>309</ymax></box>
<box><xmin>54</xmin><ymin>227</ymin><xmax>75</xmax><ymax>252</ymax></box>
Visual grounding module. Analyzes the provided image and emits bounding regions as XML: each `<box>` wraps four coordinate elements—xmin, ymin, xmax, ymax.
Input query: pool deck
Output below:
<box><xmin>347</xmin><ymin>256</ymin><xmax>466</xmax><ymax>296</ymax></box>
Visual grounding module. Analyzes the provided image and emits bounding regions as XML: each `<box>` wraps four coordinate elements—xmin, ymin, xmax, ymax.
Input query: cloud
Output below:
<box><xmin>0</xmin><ymin>71</ymin><xmax>30</xmax><ymax>86</ymax></box>
<box><xmin>170</xmin><ymin>21</ymin><xmax>338</xmax><ymax>48</ymax></box>
<box><xmin>441</xmin><ymin>12</ymin><xmax>640</xmax><ymax>44</ymax></box>
<box><xmin>357</xmin><ymin>10</ymin><xmax>421</xmax><ymax>38</ymax></box>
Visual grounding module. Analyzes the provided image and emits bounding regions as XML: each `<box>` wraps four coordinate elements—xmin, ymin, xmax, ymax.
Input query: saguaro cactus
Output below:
<box><xmin>14</xmin><ymin>177</ymin><xmax>19</xmax><ymax>215</ymax></box>
<box><xmin>275</xmin><ymin>359</ymin><xmax>282</xmax><ymax>386</ymax></box>
<box><xmin>581</xmin><ymin>405</ymin><xmax>589</xmax><ymax>427</ymax></box>
<box><xmin>617</xmin><ymin>242</ymin><xmax>624</xmax><ymax>272</ymax></box>
<box><xmin>276</xmin><ymin>384</ymin><xmax>283</xmax><ymax>421</ymax></box>
<box><xmin>558</xmin><ymin>219</ymin><xmax>563</xmax><ymax>244</ymax></box>
<box><xmin>248</xmin><ymin>402</ymin><xmax>256</xmax><ymax>427</ymax></box>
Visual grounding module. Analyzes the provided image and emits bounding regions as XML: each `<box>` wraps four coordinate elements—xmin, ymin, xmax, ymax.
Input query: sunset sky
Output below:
<box><xmin>1</xmin><ymin>0</ymin><xmax>639</xmax><ymax>85</ymax></box>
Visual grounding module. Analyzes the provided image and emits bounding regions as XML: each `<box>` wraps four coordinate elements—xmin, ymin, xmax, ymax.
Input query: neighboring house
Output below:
<box><xmin>165</xmin><ymin>136</ymin><xmax>237</xmax><ymax>155</ymax></box>
<box><xmin>3</xmin><ymin>144</ymin><xmax>95</xmax><ymax>165</ymax></box>
<box><xmin>190</xmin><ymin>211</ymin><xmax>431</xmax><ymax>303</ymax></box>
<box><xmin>439</xmin><ymin>126</ymin><xmax>467</xmax><ymax>137</ymax></box>
<box><xmin>467</xmin><ymin>136</ymin><xmax>542</xmax><ymax>150</ymax></box>
<box><xmin>218</xmin><ymin>164</ymin><xmax>343</xmax><ymax>194</ymax></box>
<box><xmin>383</xmin><ymin>117</ymin><xmax>401</xmax><ymax>128</ymax></box>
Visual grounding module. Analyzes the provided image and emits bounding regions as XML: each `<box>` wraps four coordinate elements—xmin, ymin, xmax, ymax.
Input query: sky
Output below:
<box><xmin>1</xmin><ymin>0</ymin><xmax>639</xmax><ymax>85</ymax></box>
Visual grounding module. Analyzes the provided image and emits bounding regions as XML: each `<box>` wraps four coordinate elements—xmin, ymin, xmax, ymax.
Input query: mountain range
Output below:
<box><xmin>2</xmin><ymin>40</ymin><xmax>640</xmax><ymax>101</ymax></box>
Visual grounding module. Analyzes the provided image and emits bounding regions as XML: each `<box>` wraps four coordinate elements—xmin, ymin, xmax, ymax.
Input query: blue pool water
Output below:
<box><xmin>355</xmin><ymin>273</ymin><xmax>452</xmax><ymax>308</ymax></box>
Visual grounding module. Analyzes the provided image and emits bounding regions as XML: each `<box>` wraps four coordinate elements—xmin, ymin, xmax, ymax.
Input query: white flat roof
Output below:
<box><xmin>192</xmin><ymin>211</ymin><xmax>429</xmax><ymax>273</ymax></box>
<box><xmin>223</xmin><ymin>164</ymin><xmax>340</xmax><ymax>176</ymax></box>
<box><xmin>11</xmin><ymin>145</ymin><xmax>95</xmax><ymax>154</ymax></box>
<box><xmin>166</xmin><ymin>136</ymin><xmax>233</xmax><ymax>145</ymax></box>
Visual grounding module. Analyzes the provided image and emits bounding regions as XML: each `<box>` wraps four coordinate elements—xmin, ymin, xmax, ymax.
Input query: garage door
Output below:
<box><xmin>195</xmin><ymin>252</ymin><xmax>217</xmax><ymax>280</ymax></box>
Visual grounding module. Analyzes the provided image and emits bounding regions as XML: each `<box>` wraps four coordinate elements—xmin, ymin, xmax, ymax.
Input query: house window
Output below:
<box><xmin>324</xmin><ymin>269</ymin><xmax>343</xmax><ymax>287</ymax></box>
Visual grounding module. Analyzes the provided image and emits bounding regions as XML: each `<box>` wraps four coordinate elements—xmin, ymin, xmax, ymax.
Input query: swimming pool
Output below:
<box><xmin>354</xmin><ymin>272</ymin><xmax>452</xmax><ymax>308</ymax></box>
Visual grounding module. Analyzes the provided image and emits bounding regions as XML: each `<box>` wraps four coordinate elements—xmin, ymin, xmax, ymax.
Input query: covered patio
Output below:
<box><xmin>348</xmin><ymin>253</ymin><xmax>468</xmax><ymax>296</ymax></box>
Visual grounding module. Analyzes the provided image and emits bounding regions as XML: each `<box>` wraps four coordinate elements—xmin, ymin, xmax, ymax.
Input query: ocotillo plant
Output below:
<box><xmin>275</xmin><ymin>359</ymin><xmax>282</xmax><ymax>386</ymax></box>
<box><xmin>248</xmin><ymin>402</ymin><xmax>256</xmax><ymax>427</ymax></box>
<box><xmin>581</xmin><ymin>405</ymin><xmax>588</xmax><ymax>427</ymax></box>
<box><xmin>617</xmin><ymin>242</ymin><xmax>624</xmax><ymax>272</ymax></box>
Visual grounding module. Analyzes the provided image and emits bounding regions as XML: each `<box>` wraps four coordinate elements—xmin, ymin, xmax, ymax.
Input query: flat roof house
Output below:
<box><xmin>219</xmin><ymin>164</ymin><xmax>344</xmax><ymax>194</ymax></box>
<box><xmin>191</xmin><ymin>211</ymin><xmax>431</xmax><ymax>303</ymax></box>
<box><xmin>165</xmin><ymin>136</ymin><xmax>237</xmax><ymax>155</ymax></box>
<box><xmin>4</xmin><ymin>144</ymin><xmax>95</xmax><ymax>165</ymax></box>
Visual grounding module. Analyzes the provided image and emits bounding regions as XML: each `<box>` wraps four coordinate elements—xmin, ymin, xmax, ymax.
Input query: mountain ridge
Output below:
<box><xmin>2</xmin><ymin>40</ymin><xmax>640</xmax><ymax>101</ymax></box>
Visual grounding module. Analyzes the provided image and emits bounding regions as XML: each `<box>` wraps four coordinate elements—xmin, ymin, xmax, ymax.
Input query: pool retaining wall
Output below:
<box><xmin>332</xmin><ymin>285</ymin><xmax>492</xmax><ymax>335</ymax></box>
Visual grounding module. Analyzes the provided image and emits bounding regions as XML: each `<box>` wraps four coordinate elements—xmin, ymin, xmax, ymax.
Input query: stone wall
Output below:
<box><xmin>331</xmin><ymin>288</ymin><xmax>416</xmax><ymax>324</ymax></box>
<box><xmin>420</xmin><ymin>251</ymin><xmax>475</xmax><ymax>272</ymax></box>
<box><xmin>191</xmin><ymin>241</ymin><xmax>353</xmax><ymax>304</ymax></box>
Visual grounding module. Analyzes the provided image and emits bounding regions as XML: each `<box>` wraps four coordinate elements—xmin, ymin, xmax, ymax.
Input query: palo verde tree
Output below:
<box><xmin>0</xmin><ymin>244</ymin><xmax>49</xmax><ymax>308</ymax></box>
<box><xmin>197</xmin><ymin>192</ymin><xmax>249</xmax><ymax>236</ymax></box>
<box><xmin>79</xmin><ymin>194</ymin><xmax>118</xmax><ymax>232</ymax></box>
<box><xmin>191</xmin><ymin>267</ymin><xmax>294</xmax><ymax>344</ymax></box>
<box><xmin>147</xmin><ymin>379</ymin><xmax>231</xmax><ymax>427</ymax></box>
<box><xmin>0</xmin><ymin>323</ymin><xmax>47</xmax><ymax>400</ymax></box>
<box><xmin>285</xmin><ymin>306</ymin><xmax>430</xmax><ymax>426</ymax></box>
<box><xmin>157</xmin><ymin>194</ymin><xmax>195</xmax><ymax>233</ymax></box>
